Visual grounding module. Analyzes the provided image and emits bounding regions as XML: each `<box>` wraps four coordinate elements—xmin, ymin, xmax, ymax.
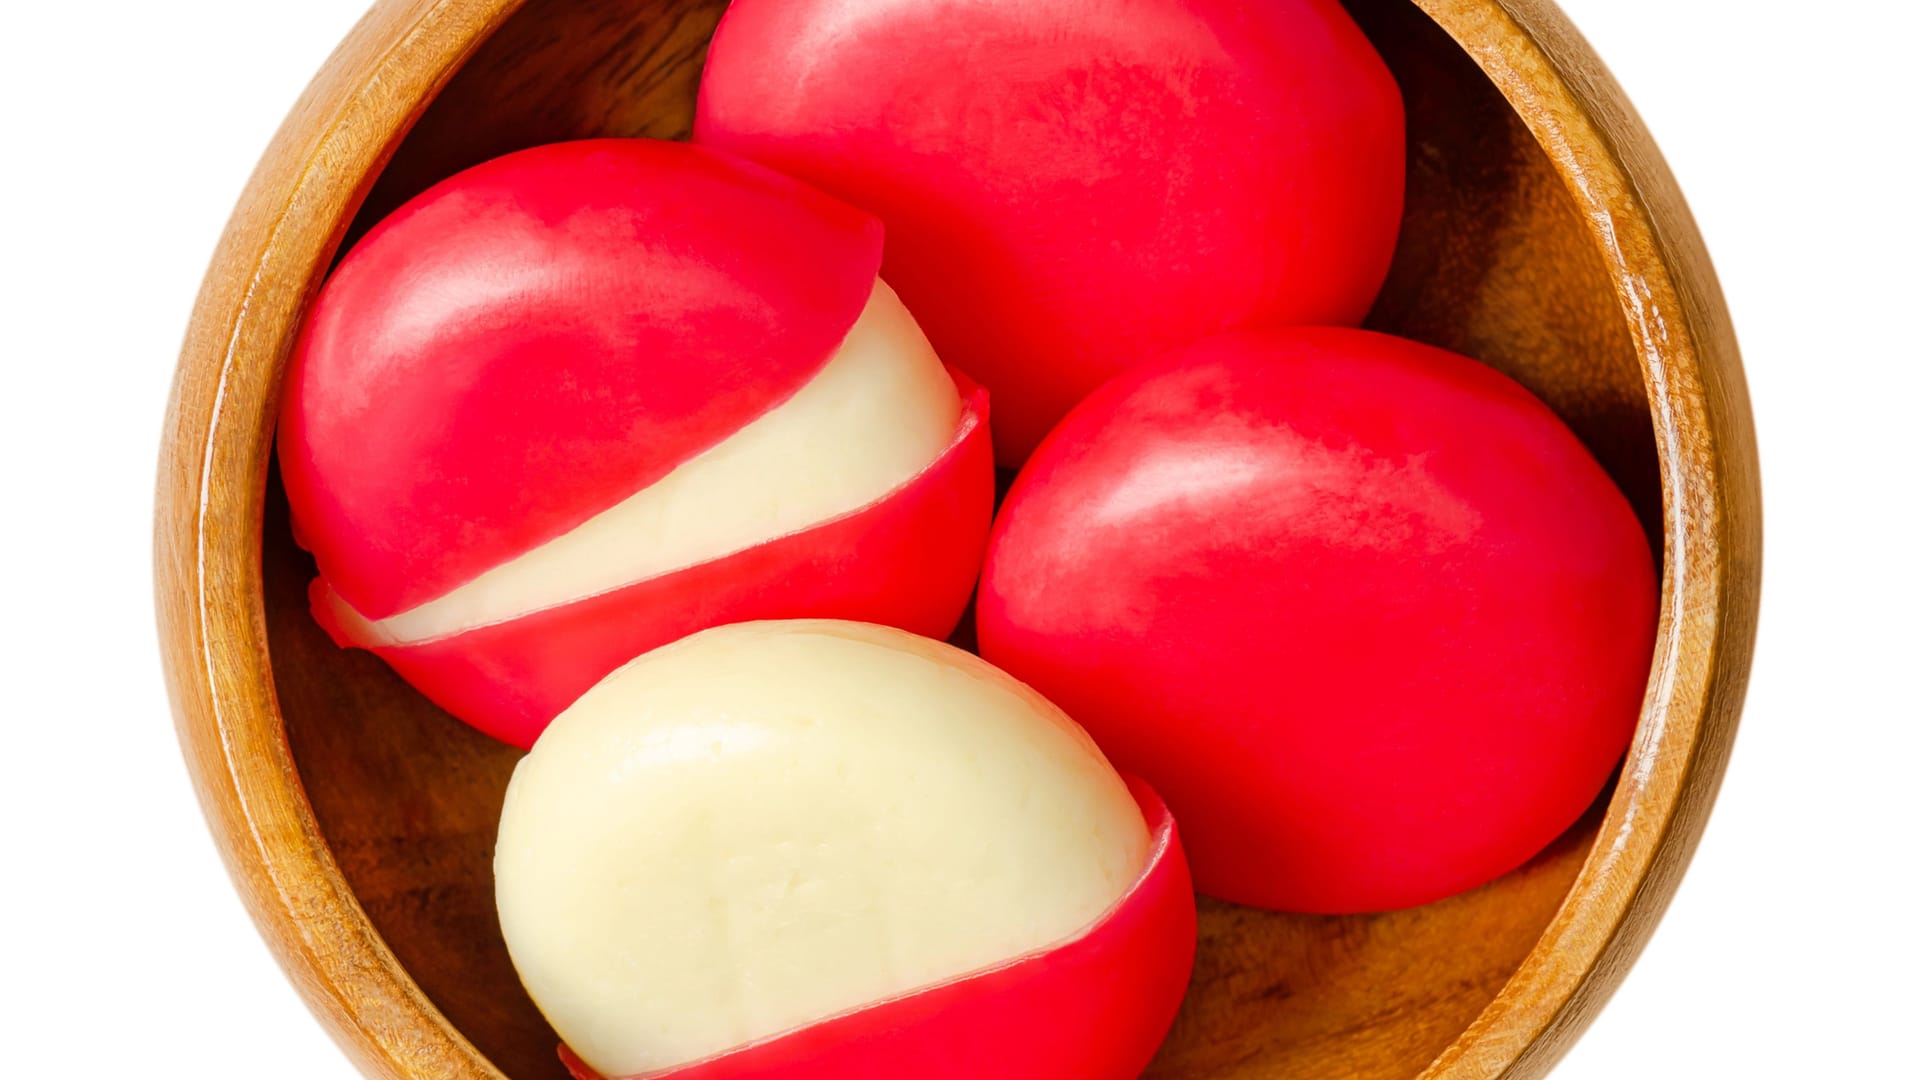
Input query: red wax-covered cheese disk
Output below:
<box><xmin>279</xmin><ymin>139</ymin><xmax>995</xmax><ymax>748</ymax></box>
<box><xmin>976</xmin><ymin>327</ymin><xmax>1658</xmax><ymax>914</ymax></box>
<box><xmin>492</xmin><ymin>622</ymin><xmax>1195</xmax><ymax>1080</ymax></box>
<box><xmin>693</xmin><ymin>0</ymin><xmax>1406</xmax><ymax>464</ymax></box>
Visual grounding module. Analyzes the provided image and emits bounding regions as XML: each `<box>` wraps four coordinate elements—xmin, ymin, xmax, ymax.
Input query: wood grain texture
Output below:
<box><xmin>154</xmin><ymin>1</ymin><xmax>1760</xmax><ymax>1078</ymax></box>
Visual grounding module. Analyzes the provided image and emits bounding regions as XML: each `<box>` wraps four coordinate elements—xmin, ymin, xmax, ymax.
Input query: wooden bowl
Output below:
<box><xmin>155</xmin><ymin>0</ymin><xmax>1760</xmax><ymax>1076</ymax></box>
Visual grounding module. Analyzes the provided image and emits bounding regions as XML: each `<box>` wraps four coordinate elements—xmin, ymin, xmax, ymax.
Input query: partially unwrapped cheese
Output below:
<box><xmin>494</xmin><ymin>620</ymin><xmax>1159</xmax><ymax>1078</ymax></box>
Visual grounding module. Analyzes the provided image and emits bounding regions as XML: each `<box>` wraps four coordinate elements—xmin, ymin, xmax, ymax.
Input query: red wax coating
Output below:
<box><xmin>694</xmin><ymin>0</ymin><xmax>1406</xmax><ymax>463</ymax></box>
<box><xmin>313</xmin><ymin>379</ymin><xmax>995</xmax><ymax>750</ymax></box>
<box><xmin>977</xmin><ymin>328</ymin><xmax>1658</xmax><ymax>913</ymax></box>
<box><xmin>559</xmin><ymin>779</ymin><xmax>1195</xmax><ymax>1080</ymax></box>
<box><xmin>280</xmin><ymin>139</ymin><xmax>884</xmax><ymax>619</ymax></box>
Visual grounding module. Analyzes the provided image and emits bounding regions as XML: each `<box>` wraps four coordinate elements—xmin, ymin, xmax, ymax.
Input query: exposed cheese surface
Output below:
<box><xmin>335</xmin><ymin>281</ymin><xmax>959</xmax><ymax>645</ymax></box>
<box><xmin>494</xmin><ymin>621</ymin><xmax>1150</xmax><ymax>1077</ymax></box>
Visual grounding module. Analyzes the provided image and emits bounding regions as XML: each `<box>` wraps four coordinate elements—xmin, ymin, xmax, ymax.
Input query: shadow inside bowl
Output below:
<box><xmin>267</xmin><ymin>1</ymin><xmax>1663</xmax><ymax>1077</ymax></box>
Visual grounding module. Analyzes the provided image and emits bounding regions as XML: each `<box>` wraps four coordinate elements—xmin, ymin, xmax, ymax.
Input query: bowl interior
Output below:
<box><xmin>265</xmin><ymin>1</ymin><xmax>1662</xmax><ymax>1077</ymax></box>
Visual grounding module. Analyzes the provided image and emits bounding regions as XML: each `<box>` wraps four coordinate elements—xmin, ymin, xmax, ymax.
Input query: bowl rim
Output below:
<box><xmin>152</xmin><ymin>1</ymin><xmax>1761</xmax><ymax>1077</ymax></box>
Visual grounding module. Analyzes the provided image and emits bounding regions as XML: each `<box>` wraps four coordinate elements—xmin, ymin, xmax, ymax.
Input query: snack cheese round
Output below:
<box><xmin>279</xmin><ymin>140</ymin><xmax>994</xmax><ymax>747</ymax></box>
<box><xmin>495</xmin><ymin>621</ymin><xmax>1196</xmax><ymax>1080</ymax></box>
<box><xmin>695</xmin><ymin>0</ymin><xmax>1406</xmax><ymax>462</ymax></box>
<box><xmin>977</xmin><ymin>327</ymin><xmax>1658</xmax><ymax>913</ymax></box>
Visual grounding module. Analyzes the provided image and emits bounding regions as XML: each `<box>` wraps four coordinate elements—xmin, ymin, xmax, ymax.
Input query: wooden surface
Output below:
<box><xmin>154</xmin><ymin>0</ymin><xmax>1761</xmax><ymax>1078</ymax></box>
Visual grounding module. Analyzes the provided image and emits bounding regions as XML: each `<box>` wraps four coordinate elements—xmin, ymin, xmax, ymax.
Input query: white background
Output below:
<box><xmin>4</xmin><ymin>0</ymin><xmax>1914</xmax><ymax>1075</ymax></box>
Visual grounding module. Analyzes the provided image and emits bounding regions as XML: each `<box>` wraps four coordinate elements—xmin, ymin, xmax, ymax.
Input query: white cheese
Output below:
<box><xmin>494</xmin><ymin>620</ymin><xmax>1148</xmax><ymax>1077</ymax></box>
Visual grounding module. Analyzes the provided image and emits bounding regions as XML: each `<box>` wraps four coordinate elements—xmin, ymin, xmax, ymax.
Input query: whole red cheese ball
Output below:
<box><xmin>976</xmin><ymin>327</ymin><xmax>1657</xmax><ymax>913</ymax></box>
<box><xmin>694</xmin><ymin>0</ymin><xmax>1406</xmax><ymax>464</ymax></box>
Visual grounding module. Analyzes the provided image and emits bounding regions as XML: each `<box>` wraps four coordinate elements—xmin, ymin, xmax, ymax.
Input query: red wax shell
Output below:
<box><xmin>976</xmin><ymin>327</ymin><xmax>1658</xmax><ymax>914</ymax></box>
<box><xmin>279</xmin><ymin>139</ymin><xmax>884</xmax><ymax>619</ymax></box>
<box><xmin>314</xmin><ymin>379</ymin><xmax>994</xmax><ymax>750</ymax></box>
<box><xmin>560</xmin><ymin>778</ymin><xmax>1195</xmax><ymax>1080</ymax></box>
<box><xmin>694</xmin><ymin>0</ymin><xmax>1406</xmax><ymax>463</ymax></box>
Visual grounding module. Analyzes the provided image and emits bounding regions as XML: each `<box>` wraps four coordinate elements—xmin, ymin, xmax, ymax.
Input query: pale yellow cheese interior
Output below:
<box><xmin>494</xmin><ymin>621</ymin><xmax>1149</xmax><ymax>1077</ymax></box>
<box><xmin>332</xmin><ymin>281</ymin><xmax>960</xmax><ymax>645</ymax></box>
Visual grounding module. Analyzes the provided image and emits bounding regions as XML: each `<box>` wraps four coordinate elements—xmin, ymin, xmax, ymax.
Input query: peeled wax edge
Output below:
<box><xmin>312</xmin><ymin>376</ymin><xmax>993</xmax><ymax>750</ymax></box>
<box><xmin>280</xmin><ymin>140</ymin><xmax>886</xmax><ymax>618</ymax></box>
<box><xmin>560</xmin><ymin>778</ymin><xmax>1195</xmax><ymax>1080</ymax></box>
<box><xmin>327</xmin><ymin>282</ymin><xmax>957</xmax><ymax>647</ymax></box>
